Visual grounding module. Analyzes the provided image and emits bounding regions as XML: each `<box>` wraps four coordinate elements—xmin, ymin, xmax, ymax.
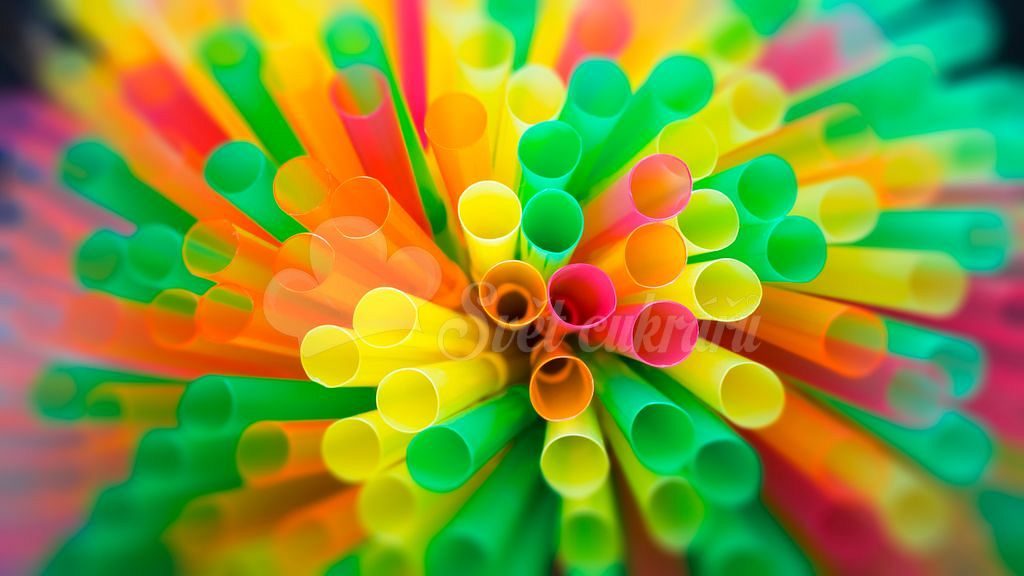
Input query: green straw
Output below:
<box><xmin>694</xmin><ymin>155</ymin><xmax>796</xmax><ymax>223</ymax></box>
<box><xmin>325</xmin><ymin>552</ymin><xmax>362</xmax><ymax>576</ymax></box>
<box><xmin>425</xmin><ymin>425</ymin><xmax>545</xmax><ymax>574</ymax></box>
<box><xmin>408</xmin><ymin>387</ymin><xmax>537</xmax><ymax>492</ymax></box>
<box><xmin>884</xmin><ymin>317</ymin><xmax>986</xmax><ymax>399</ymax></box>
<box><xmin>204</xmin><ymin>141</ymin><xmax>305</xmax><ymax>241</ymax></box>
<box><xmin>731</xmin><ymin>0</ymin><xmax>799</xmax><ymax>35</ymax></box>
<box><xmin>517</xmin><ymin>121</ymin><xmax>583</xmax><ymax>203</ymax></box>
<box><xmin>487</xmin><ymin>0</ymin><xmax>539</xmax><ymax>69</ymax></box>
<box><xmin>690</xmin><ymin>216</ymin><xmax>827</xmax><ymax>283</ymax></box>
<box><xmin>60</xmin><ymin>140</ymin><xmax>196</xmax><ymax>232</ymax></box>
<box><xmin>126</xmin><ymin>224</ymin><xmax>214</xmax><ymax>295</ymax></box>
<box><xmin>520</xmin><ymin>188</ymin><xmax>584</xmax><ymax>277</ymax></box>
<box><xmin>977</xmin><ymin>490</ymin><xmax>1024</xmax><ymax>575</ymax></box>
<box><xmin>854</xmin><ymin>210</ymin><xmax>1011</xmax><ymax>272</ymax></box>
<box><xmin>588</xmin><ymin>354</ymin><xmax>696</xmax><ymax>474</ymax></box>
<box><xmin>32</xmin><ymin>364</ymin><xmax>175</xmax><ymax>421</ymax></box>
<box><xmin>885</xmin><ymin>0</ymin><xmax>997</xmax><ymax>74</ymax></box>
<box><xmin>75</xmin><ymin>229</ymin><xmax>161</xmax><ymax>302</ymax></box>
<box><xmin>199</xmin><ymin>27</ymin><xmax>303</xmax><ymax>163</ymax></box>
<box><xmin>133</xmin><ymin>428</ymin><xmax>246</xmax><ymax>493</ymax></box>
<box><xmin>589</xmin><ymin>55</ymin><xmax>714</xmax><ymax>185</ymax></box>
<box><xmin>690</xmin><ymin>501</ymin><xmax>813</xmax><ymax>576</ymax></box>
<box><xmin>495</xmin><ymin>482</ymin><xmax>558</xmax><ymax>576</ymax></box>
<box><xmin>177</xmin><ymin>375</ymin><xmax>376</xmax><ymax>432</ymax></box>
<box><xmin>558</xmin><ymin>58</ymin><xmax>632</xmax><ymax>197</ymax></box>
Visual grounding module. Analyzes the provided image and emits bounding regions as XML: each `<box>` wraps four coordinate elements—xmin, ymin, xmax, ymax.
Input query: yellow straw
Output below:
<box><xmin>540</xmin><ymin>407</ymin><xmax>609</xmax><ymax>498</ymax></box>
<box><xmin>676</xmin><ymin>188</ymin><xmax>739</xmax><ymax>255</ymax></box>
<box><xmin>456</xmin><ymin>20</ymin><xmax>515</xmax><ymax>148</ymax></box>
<box><xmin>458</xmin><ymin>181</ymin><xmax>523</xmax><ymax>278</ymax></box>
<box><xmin>559</xmin><ymin>479</ymin><xmax>623</xmax><ymax>571</ymax></box>
<box><xmin>693</xmin><ymin>72</ymin><xmax>786</xmax><ymax>155</ymax></box>
<box><xmin>353</xmin><ymin>287</ymin><xmax>488</xmax><ymax>358</ymax></box>
<box><xmin>322</xmin><ymin>410</ymin><xmax>415</xmax><ymax>483</ymax></box>
<box><xmin>634</xmin><ymin>258</ymin><xmax>762</xmax><ymax>322</ymax></box>
<box><xmin>790</xmin><ymin>177</ymin><xmax>880</xmax><ymax>243</ymax></box>
<box><xmin>493</xmin><ymin>65</ymin><xmax>567</xmax><ymax>186</ymax></box>
<box><xmin>300</xmin><ymin>325</ymin><xmax>452</xmax><ymax>388</ymax></box>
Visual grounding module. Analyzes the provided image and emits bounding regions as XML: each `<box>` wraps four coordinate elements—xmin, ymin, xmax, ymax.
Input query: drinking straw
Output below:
<box><xmin>694</xmin><ymin>72</ymin><xmax>785</xmax><ymax>155</ymax></box>
<box><xmin>425</xmin><ymin>92</ymin><xmax>492</xmax><ymax>205</ymax></box>
<box><xmin>32</xmin><ymin>364</ymin><xmax>178</xmax><ymax>421</ymax></box>
<box><xmin>540</xmin><ymin>407</ymin><xmax>609</xmax><ymax>497</ymax></box>
<box><xmin>195</xmin><ymin>284</ymin><xmax>298</xmax><ymax>356</ymax></box>
<box><xmin>479</xmin><ymin>260</ymin><xmax>549</xmax><ymax>329</ymax></box>
<box><xmin>454</xmin><ymin>20</ymin><xmax>515</xmax><ymax>147</ymax></box>
<box><xmin>60</xmin><ymin>140</ymin><xmax>196</xmax><ymax>233</ymax></box>
<box><xmin>517</xmin><ymin>120</ymin><xmax>583</xmax><ymax>203</ymax></box>
<box><xmin>272</xmin><ymin>488</ymin><xmax>364</xmax><ymax>574</ymax></box>
<box><xmin>676</xmin><ymin>189</ymin><xmax>739</xmax><ymax>256</ymax></box>
<box><xmin>559</xmin><ymin>479</ymin><xmax>622</xmax><ymax>570</ymax></box>
<box><xmin>177</xmin><ymin>375</ymin><xmax>376</xmax><ymax>432</ymax></box>
<box><xmin>84</xmin><ymin>383</ymin><xmax>183</xmax><ymax>426</ymax></box>
<box><xmin>496</xmin><ymin>487</ymin><xmax>559</xmax><ymax>576</ymax></box>
<box><xmin>529</xmin><ymin>344</ymin><xmax>595</xmax><ymax>421</ymax></box>
<box><xmin>884</xmin><ymin>318</ymin><xmax>985</xmax><ymax>399</ymax></box>
<box><xmin>695</xmin><ymin>155</ymin><xmax>796</xmax><ymax>223</ymax></box>
<box><xmin>261</xmin><ymin>268</ymin><xmax>358</xmax><ymax>340</ymax></box>
<box><xmin>198</xmin><ymin>28</ymin><xmax>304</xmax><ymax>163</ymax></box>
<box><xmin>407</xmin><ymin>387</ymin><xmax>537</xmax><ymax>492</ymax></box>
<box><xmin>301</xmin><ymin>325</ymin><xmax>453</xmax><ymax>388</ymax></box>
<box><xmin>689</xmin><ymin>501</ymin><xmax>813</xmax><ymax>576</ymax></box>
<box><xmin>690</xmin><ymin>216</ymin><xmax>827</xmax><ymax>283</ymax></box>
<box><xmin>558</xmin><ymin>58</ymin><xmax>631</xmax><ymax>196</ymax></box>
<box><xmin>589</xmin><ymin>354</ymin><xmax>696</xmax><ymax>473</ymax></box>
<box><xmin>424</xmin><ymin>425</ymin><xmax>545</xmax><ymax>573</ymax></box>
<box><xmin>790</xmin><ymin>177</ymin><xmax>879</xmax><ymax>243</ymax></box>
<box><xmin>732</xmin><ymin>0</ymin><xmax>798</xmax><ymax>34</ymax></box>
<box><xmin>914</xmin><ymin>129</ymin><xmax>998</xmax><ymax>182</ymax></box>
<box><xmin>236</xmin><ymin>420</ymin><xmax>332</xmax><ymax>484</ymax></box>
<box><xmin>377</xmin><ymin>354</ymin><xmax>508</xmax><ymax>432</ymax></box>
<box><xmin>125</xmin><ymin>224</ymin><xmax>214</xmax><ymax>295</ymax></box>
<box><xmin>588</xmin><ymin>222</ymin><xmax>687</xmax><ymax>296</ymax></box>
<box><xmin>330</xmin><ymin>65</ymin><xmax>430</xmax><ymax>234</ymax></box>
<box><xmin>183</xmin><ymin>219</ymin><xmax>277</xmax><ymax>292</ymax></box>
<box><xmin>599</xmin><ymin>408</ymin><xmax>704</xmax><ymax>551</ymax></box>
<box><xmin>739</xmin><ymin>287</ymin><xmax>888</xmax><ymax>378</ymax></box>
<box><xmin>458</xmin><ymin>180</ymin><xmax>522</xmax><ymax>277</ymax></box>
<box><xmin>589</xmin><ymin>55</ymin><xmax>714</xmax><ymax>185</ymax></box>
<box><xmin>262</xmin><ymin>43</ymin><xmax>363</xmax><ymax>183</ymax></box>
<box><xmin>546</xmin><ymin>263</ymin><xmax>617</xmax><ymax>334</ymax></box>
<box><xmin>527</xmin><ymin>0</ymin><xmax>579</xmax><ymax>67</ymax></box>
<box><xmin>396</xmin><ymin>0</ymin><xmax>427</xmax><ymax>141</ymax></box>
<box><xmin>978</xmin><ymin>491</ymin><xmax>1024</xmax><ymax>575</ymax></box>
<box><xmin>661</xmin><ymin>342</ymin><xmax>785</xmax><ymax>429</ymax></box>
<box><xmin>76</xmin><ymin>229</ymin><xmax>160</xmax><ymax>302</ymax></box>
<box><xmin>519</xmin><ymin>189</ymin><xmax>583</xmax><ymax>278</ymax></box>
<box><xmin>684</xmin><ymin>12</ymin><xmax>763</xmax><ymax>79</ymax></box>
<box><xmin>352</xmin><ymin>286</ymin><xmax>487</xmax><ymax>358</ymax></box>
<box><xmin>322</xmin><ymin>410</ymin><xmax>415</xmax><ymax>482</ymax></box>
<box><xmin>591</xmin><ymin>300</ymin><xmax>699</xmax><ymax>367</ymax></box>
<box><xmin>785</xmin><ymin>246</ymin><xmax>968</xmax><ymax>317</ymax></box>
<box><xmin>487</xmin><ymin>0</ymin><xmax>538</xmax><ymax>69</ymax></box>
<box><xmin>577</xmin><ymin>154</ymin><xmax>692</xmax><ymax>257</ymax></box>
<box><xmin>854</xmin><ymin>210</ymin><xmax>1011</xmax><ymax>272</ymax></box>
<box><xmin>272</xmin><ymin>156</ymin><xmax>339</xmax><ymax>230</ymax></box>
<box><xmin>492</xmin><ymin>65</ymin><xmax>566</xmax><ymax>187</ymax></box>
<box><xmin>554</xmin><ymin>0</ymin><xmax>632</xmax><ymax>79</ymax></box>
<box><xmin>617</xmin><ymin>119</ymin><xmax>721</xmax><ymax>189</ymax></box>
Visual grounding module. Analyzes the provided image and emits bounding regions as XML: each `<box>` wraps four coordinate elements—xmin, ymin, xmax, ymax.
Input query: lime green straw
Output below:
<box><xmin>199</xmin><ymin>27</ymin><xmax>303</xmax><ymax>163</ymax></box>
<box><xmin>520</xmin><ymin>188</ymin><xmax>584</xmax><ymax>277</ymax></box>
<box><xmin>60</xmin><ymin>140</ymin><xmax>196</xmax><ymax>232</ymax></box>
<box><xmin>694</xmin><ymin>155</ymin><xmax>796</xmax><ymax>223</ymax></box>
<box><xmin>517</xmin><ymin>121</ymin><xmax>583</xmax><ymax>203</ymax></box>
<box><xmin>731</xmin><ymin>0</ymin><xmax>799</xmax><ymax>35</ymax></box>
<box><xmin>977</xmin><ymin>490</ymin><xmax>1024</xmax><ymax>575</ymax></box>
<box><xmin>134</xmin><ymin>428</ymin><xmax>245</xmax><ymax>493</ymax></box>
<box><xmin>855</xmin><ymin>210</ymin><xmax>1011</xmax><ymax>273</ymax></box>
<box><xmin>884</xmin><ymin>318</ymin><xmax>986</xmax><ymax>399</ymax></box>
<box><xmin>690</xmin><ymin>216</ymin><xmax>827</xmax><ymax>283</ymax></box>
<box><xmin>888</xmin><ymin>0</ymin><xmax>996</xmax><ymax>73</ymax></box>
<box><xmin>32</xmin><ymin>364</ymin><xmax>174</xmax><ymax>421</ymax></box>
<box><xmin>204</xmin><ymin>141</ymin><xmax>305</xmax><ymax>241</ymax></box>
<box><xmin>690</xmin><ymin>501</ymin><xmax>813</xmax><ymax>576</ymax></box>
<box><xmin>487</xmin><ymin>0</ymin><xmax>539</xmax><ymax>69</ymax></box>
<box><xmin>76</xmin><ymin>229</ymin><xmax>160</xmax><ymax>302</ymax></box>
<box><xmin>425</xmin><ymin>425</ymin><xmax>544</xmax><ymax>574</ymax></box>
<box><xmin>126</xmin><ymin>224</ymin><xmax>214</xmax><ymax>295</ymax></box>
<box><xmin>495</xmin><ymin>483</ymin><xmax>558</xmax><ymax>575</ymax></box>
<box><xmin>408</xmin><ymin>387</ymin><xmax>537</xmax><ymax>492</ymax></box>
<box><xmin>325</xmin><ymin>552</ymin><xmax>362</xmax><ymax>576</ymax></box>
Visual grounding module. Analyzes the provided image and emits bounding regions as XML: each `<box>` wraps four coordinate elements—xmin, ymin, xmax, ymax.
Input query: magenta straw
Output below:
<box><xmin>583</xmin><ymin>301</ymin><xmax>698</xmax><ymax>367</ymax></box>
<box><xmin>546</xmin><ymin>263</ymin><xmax>617</xmax><ymax>333</ymax></box>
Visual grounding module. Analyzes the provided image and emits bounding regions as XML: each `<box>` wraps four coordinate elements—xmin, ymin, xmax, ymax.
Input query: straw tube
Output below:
<box><xmin>455</xmin><ymin>20</ymin><xmax>515</xmax><ymax>147</ymax></box>
<box><xmin>588</xmin><ymin>222</ymin><xmax>687</xmax><ymax>296</ymax></box>
<box><xmin>546</xmin><ymin>263</ymin><xmax>617</xmax><ymax>334</ymax></box>
<box><xmin>791</xmin><ymin>177</ymin><xmax>880</xmax><ymax>243</ymax></box>
<box><xmin>183</xmin><ymin>219</ymin><xmax>277</xmax><ymax>292</ymax></box>
<box><xmin>236</xmin><ymin>420</ymin><xmax>331</xmax><ymax>484</ymax></box>
<box><xmin>638</xmin><ymin>258</ymin><xmax>762</xmax><ymax>322</ymax></box>
<box><xmin>519</xmin><ymin>188</ymin><xmax>584</xmax><ymax>278</ymax></box>
<box><xmin>584</xmin><ymin>301</ymin><xmax>699</xmax><ymax>367</ymax></box>
<box><xmin>540</xmin><ymin>407</ymin><xmax>609</xmax><ymax>498</ymax></box>
<box><xmin>424</xmin><ymin>92</ymin><xmax>492</xmax><ymax>206</ymax></box>
<box><xmin>676</xmin><ymin>188</ymin><xmax>740</xmax><ymax>256</ymax></box>
<box><xmin>322</xmin><ymin>411</ymin><xmax>415</xmax><ymax>483</ymax></box>
<box><xmin>493</xmin><ymin>65</ymin><xmax>566</xmax><ymax>186</ymax></box>
<box><xmin>690</xmin><ymin>216</ymin><xmax>827</xmax><ymax>284</ymax></box>
<box><xmin>517</xmin><ymin>120</ymin><xmax>583</xmax><ymax>203</ymax></box>
<box><xmin>694</xmin><ymin>72</ymin><xmax>786</xmax><ymax>155</ymax></box>
<box><xmin>559</xmin><ymin>479</ymin><xmax>623</xmax><ymax>570</ymax></box>
<box><xmin>695</xmin><ymin>154</ymin><xmax>797</xmax><ymax>224</ymax></box>
<box><xmin>529</xmin><ymin>345</ymin><xmax>595</xmax><ymax>421</ymax></box>
<box><xmin>457</xmin><ymin>180</ymin><xmax>522</xmax><ymax>278</ymax></box>
<box><xmin>478</xmin><ymin>260</ymin><xmax>549</xmax><ymax>330</ymax></box>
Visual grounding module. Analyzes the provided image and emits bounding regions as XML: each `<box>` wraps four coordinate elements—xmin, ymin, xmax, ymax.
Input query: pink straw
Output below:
<box><xmin>583</xmin><ymin>301</ymin><xmax>698</xmax><ymax>366</ymax></box>
<box><xmin>546</xmin><ymin>263</ymin><xmax>617</xmax><ymax>334</ymax></box>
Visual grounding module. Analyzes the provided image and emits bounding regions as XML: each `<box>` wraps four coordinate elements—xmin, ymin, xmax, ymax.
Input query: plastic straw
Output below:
<box><xmin>352</xmin><ymin>287</ymin><xmax>486</xmax><ymax>358</ymax></box>
<box><xmin>559</xmin><ymin>479</ymin><xmax>622</xmax><ymax>571</ymax></box>
<box><xmin>690</xmin><ymin>216</ymin><xmax>826</xmax><ymax>284</ymax></box>
<box><xmin>478</xmin><ymin>259</ymin><xmax>549</xmax><ymax>329</ymax></box>
<box><xmin>689</xmin><ymin>501</ymin><xmax>812</xmax><ymax>576</ymax></box>
<box><xmin>76</xmin><ymin>229</ymin><xmax>160</xmax><ymax>302</ymax></box>
<box><xmin>529</xmin><ymin>345</ymin><xmax>595</xmax><ymax>421</ymax></box>
<box><xmin>546</xmin><ymin>263</ymin><xmax>617</xmax><ymax>334</ymax></box>
<box><xmin>519</xmin><ymin>188</ymin><xmax>583</xmax><ymax>278</ymax></box>
<box><xmin>585</xmin><ymin>301</ymin><xmax>698</xmax><ymax>367</ymax></box>
<box><xmin>83</xmin><ymin>382</ymin><xmax>182</xmax><ymax>426</ymax></box>
<box><xmin>425</xmin><ymin>92</ymin><xmax>492</xmax><ymax>206</ymax></box>
<box><xmin>884</xmin><ymin>318</ymin><xmax>985</xmax><ymax>399</ymax></box>
<box><xmin>540</xmin><ymin>406</ymin><xmax>609</xmax><ymax>497</ymax></box>
<box><xmin>640</xmin><ymin>118</ymin><xmax>720</xmax><ymax>182</ymax></box>
<box><xmin>677</xmin><ymin>188</ymin><xmax>739</xmax><ymax>256</ymax></box>
<box><xmin>555</xmin><ymin>0</ymin><xmax>632</xmax><ymax>79</ymax></box>
<box><xmin>407</xmin><ymin>387</ymin><xmax>537</xmax><ymax>492</ymax></box>
<box><xmin>322</xmin><ymin>410</ymin><xmax>414</xmax><ymax>482</ymax></box>
<box><xmin>695</xmin><ymin>155</ymin><xmax>796</xmax><ymax>223</ymax></box>
<box><xmin>272</xmin><ymin>156</ymin><xmax>338</xmax><ymax>230</ymax></box>
<box><xmin>32</xmin><ymin>364</ymin><xmax>178</xmax><ymax>421</ymax></box>
<box><xmin>125</xmin><ymin>224</ymin><xmax>213</xmax><ymax>295</ymax></box>
<box><xmin>517</xmin><ymin>120</ymin><xmax>582</xmax><ymax>203</ymax></box>
<box><xmin>790</xmin><ymin>177</ymin><xmax>879</xmax><ymax>243</ymax></box>
<box><xmin>588</xmin><ymin>222</ymin><xmax>687</xmax><ymax>296</ymax></box>
<box><xmin>183</xmin><ymin>219</ymin><xmax>277</xmax><ymax>292</ymax></box>
<box><xmin>195</xmin><ymin>284</ymin><xmax>296</xmax><ymax>356</ymax></box>
<box><xmin>493</xmin><ymin>65</ymin><xmax>566</xmax><ymax>187</ymax></box>
<box><xmin>236</xmin><ymin>420</ymin><xmax>331</xmax><ymax>484</ymax></box>
<box><xmin>458</xmin><ymin>180</ymin><xmax>522</xmax><ymax>278</ymax></box>
<box><xmin>271</xmin><ymin>488</ymin><xmax>364</xmax><ymax>573</ymax></box>
<box><xmin>694</xmin><ymin>72</ymin><xmax>786</xmax><ymax>155</ymax></box>
<box><xmin>454</xmin><ymin>20</ymin><xmax>515</xmax><ymax>148</ymax></box>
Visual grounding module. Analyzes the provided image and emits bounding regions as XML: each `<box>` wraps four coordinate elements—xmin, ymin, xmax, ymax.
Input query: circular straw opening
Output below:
<box><xmin>181</xmin><ymin>376</ymin><xmax>234</xmax><ymax>430</ymax></box>
<box><xmin>692</xmin><ymin>438</ymin><xmax>760</xmax><ymax>506</ymax></box>
<box><xmin>883</xmin><ymin>483</ymin><xmax>948</xmax><ymax>550</ymax></box>
<box><xmin>197</xmin><ymin>285</ymin><xmax>255</xmax><ymax>342</ymax></box>
<box><xmin>817</xmin><ymin>178</ymin><xmax>878</xmax><ymax>242</ymax></box>
<box><xmin>519</xmin><ymin>121</ymin><xmax>583</xmax><ymax>179</ymax></box>
<box><xmin>425</xmin><ymin>92</ymin><xmax>488</xmax><ymax>149</ymax></box>
<box><xmin>569</xmin><ymin>59</ymin><xmax>631</xmax><ymax>118</ymax></box>
<box><xmin>359</xmin><ymin>473</ymin><xmax>417</xmax><ymax>534</ymax></box>
<box><xmin>718</xmin><ymin>362</ymin><xmax>784</xmax><ymax>428</ymax></box>
<box><xmin>328</xmin><ymin>176</ymin><xmax>392</xmax><ymax>237</ymax></box>
<box><xmin>575</xmin><ymin>0</ymin><xmax>631</xmax><ymax>53</ymax></box>
<box><xmin>631</xmin><ymin>402</ymin><xmax>695</xmax><ymax>473</ymax></box>
<box><xmin>274</xmin><ymin>157</ymin><xmax>335</xmax><ymax>217</ymax></box>
<box><xmin>408</xmin><ymin>427</ymin><xmax>474</xmax><ymax>491</ymax></box>
<box><xmin>136</xmin><ymin>433</ymin><xmax>184</xmax><ymax>478</ymax></box>
<box><xmin>299</xmin><ymin>325</ymin><xmax>360</xmax><ymax>387</ymax></box>
<box><xmin>205</xmin><ymin>141</ymin><xmax>266</xmax><ymax>195</ymax></box>
<box><xmin>658</xmin><ymin>120</ymin><xmax>719</xmax><ymax>180</ymax></box>
<box><xmin>495</xmin><ymin>286</ymin><xmax>530</xmax><ymax>322</ymax></box>
<box><xmin>202</xmin><ymin>29</ymin><xmax>252</xmax><ymax>68</ymax></box>
<box><xmin>624</xmin><ymin>224</ymin><xmax>687</xmax><ymax>288</ymax></box>
<box><xmin>507</xmin><ymin>66</ymin><xmax>565</xmax><ymax>124</ymax></box>
<box><xmin>458</xmin><ymin>182</ymin><xmax>521</xmax><ymax>240</ymax></box>
<box><xmin>61</xmin><ymin>140</ymin><xmax>121</xmax><ymax>187</ymax></box>
<box><xmin>963</xmin><ymin>212</ymin><xmax>1011</xmax><ymax>271</ymax></box>
<box><xmin>145</xmin><ymin>290</ymin><xmax>201</xmax><ymax>348</ymax></box>
<box><xmin>77</xmin><ymin>232</ymin><xmax>124</xmax><ymax>284</ymax></box>
<box><xmin>629</xmin><ymin>154</ymin><xmax>692</xmax><ymax>220</ymax></box>
<box><xmin>732</xmin><ymin>74</ymin><xmax>784</xmax><ymax>133</ymax></box>
<box><xmin>183</xmin><ymin>220</ymin><xmax>239</xmax><ymax>276</ymax></box>
<box><xmin>766</xmin><ymin>217</ymin><xmax>827</xmax><ymax>282</ymax></box>
<box><xmin>676</xmin><ymin>189</ymin><xmax>739</xmax><ymax>253</ymax></box>
<box><xmin>126</xmin><ymin>227</ymin><xmax>179</xmax><ymax>283</ymax></box>
<box><xmin>522</xmin><ymin>189</ymin><xmax>584</xmax><ymax>255</ymax></box>
<box><xmin>325</xmin><ymin>15</ymin><xmax>374</xmax><ymax>57</ymax></box>
<box><xmin>378</xmin><ymin>369</ymin><xmax>441</xmax><ymax>432</ymax></box>
<box><xmin>823</xmin><ymin>310</ymin><xmax>887</xmax><ymax>377</ymax></box>
<box><xmin>458</xmin><ymin>22</ymin><xmax>514</xmax><ymax>69</ymax></box>
<box><xmin>540</xmin><ymin>434</ymin><xmax>609</xmax><ymax>497</ymax></box>
<box><xmin>353</xmin><ymin>287</ymin><xmax>418</xmax><ymax>348</ymax></box>
<box><xmin>332</xmin><ymin>65</ymin><xmax>388</xmax><ymax>116</ymax></box>
<box><xmin>323</xmin><ymin>418</ymin><xmax>381</xmax><ymax>482</ymax></box>
<box><xmin>562</xmin><ymin>512</ymin><xmax>616</xmax><ymax>567</ymax></box>
<box><xmin>649</xmin><ymin>56</ymin><xmax>714</xmax><ymax>116</ymax></box>
<box><xmin>632</xmin><ymin>302</ymin><xmax>698</xmax><ymax>367</ymax></box>
<box><xmin>647</xmin><ymin>478</ymin><xmax>703</xmax><ymax>546</ymax></box>
<box><xmin>480</xmin><ymin>260</ymin><xmax>548</xmax><ymax>328</ymax></box>
<box><xmin>237</xmin><ymin>423</ymin><xmax>290</xmax><ymax>478</ymax></box>
<box><xmin>909</xmin><ymin>255</ymin><xmax>967</xmax><ymax>315</ymax></box>
<box><xmin>530</xmin><ymin>356</ymin><xmax>594</xmax><ymax>420</ymax></box>
<box><xmin>736</xmin><ymin>155</ymin><xmax>796</xmax><ymax>221</ymax></box>
<box><xmin>547</xmin><ymin>264</ymin><xmax>617</xmax><ymax>329</ymax></box>
<box><xmin>692</xmin><ymin>259</ymin><xmax>762</xmax><ymax>321</ymax></box>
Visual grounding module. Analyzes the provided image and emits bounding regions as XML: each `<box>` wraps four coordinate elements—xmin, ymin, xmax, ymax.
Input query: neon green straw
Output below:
<box><xmin>76</xmin><ymin>229</ymin><xmax>160</xmax><ymax>302</ymax></box>
<box><xmin>32</xmin><ymin>364</ymin><xmax>175</xmax><ymax>421</ymax></box>
<box><xmin>487</xmin><ymin>0</ymin><xmax>539</xmax><ymax>69</ymax></box>
<box><xmin>694</xmin><ymin>155</ymin><xmax>797</xmax><ymax>223</ymax></box>
<box><xmin>126</xmin><ymin>224</ymin><xmax>214</xmax><ymax>295</ymax></box>
<box><xmin>977</xmin><ymin>490</ymin><xmax>1024</xmax><ymax>575</ymax></box>
<box><xmin>690</xmin><ymin>501</ymin><xmax>812</xmax><ymax>576</ymax></box>
<box><xmin>520</xmin><ymin>188</ymin><xmax>584</xmax><ymax>277</ymax></box>
<box><xmin>689</xmin><ymin>216</ymin><xmax>827</xmax><ymax>283</ymax></box>
<box><xmin>884</xmin><ymin>318</ymin><xmax>986</xmax><ymax>399</ymax></box>
<box><xmin>731</xmin><ymin>0</ymin><xmax>799</xmax><ymax>35</ymax></box>
<box><xmin>517</xmin><ymin>121</ymin><xmax>583</xmax><ymax>203</ymax></box>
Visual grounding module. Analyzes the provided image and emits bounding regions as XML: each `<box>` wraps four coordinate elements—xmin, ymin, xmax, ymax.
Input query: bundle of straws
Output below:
<box><xmin>2</xmin><ymin>0</ymin><xmax>1024</xmax><ymax>573</ymax></box>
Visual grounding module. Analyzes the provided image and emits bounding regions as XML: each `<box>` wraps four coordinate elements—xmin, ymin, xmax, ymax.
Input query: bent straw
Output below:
<box><xmin>424</xmin><ymin>426</ymin><xmax>544</xmax><ymax>574</ymax></box>
<box><xmin>529</xmin><ymin>344</ymin><xmax>595</xmax><ymax>421</ymax></box>
<box><xmin>76</xmin><ymin>229</ymin><xmax>160</xmax><ymax>302</ymax></box>
<box><xmin>493</xmin><ymin>65</ymin><xmax>566</xmax><ymax>187</ymax></box>
<box><xmin>540</xmin><ymin>407</ymin><xmax>609</xmax><ymax>498</ymax></box>
<box><xmin>577</xmin><ymin>154</ymin><xmax>692</xmax><ymax>257</ymax></box>
<box><xmin>377</xmin><ymin>354</ymin><xmax>508</xmax><ymax>432</ymax></box>
<box><xmin>590</xmin><ymin>55</ymin><xmax>715</xmax><ymax>185</ymax></box>
<box><xmin>457</xmin><ymin>180</ymin><xmax>522</xmax><ymax>278</ymax></box>
<box><xmin>690</xmin><ymin>216</ymin><xmax>827</xmax><ymax>284</ymax></box>
<box><xmin>599</xmin><ymin>408</ymin><xmax>704</xmax><ymax>551</ymax></box>
<box><xmin>588</xmin><ymin>222</ymin><xmax>687</xmax><ymax>296</ymax></box>
<box><xmin>854</xmin><ymin>210</ymin><xmax>1011</xmax><ymax>272</ymax></box>
<box><xmin>742</xmin><ymin>288</ymin><xmax>888</xmax><ymax>378</ymax></box>
<box><xmin>407</xmin><ymin>387</ymin><xmax>537</xmax><ymax>492</ymax></box>
<box><xmin>198</xmin><ymin>28</ymin><xmax>303</xmax><ymax>163</ymax></box>
<box><xmin>554</xmin><ymin>0</ymin><xmax>632</xmax><ymax>79</ymax></box>
<box><xmin>520</xmin><ymin>189</ymin><xmax>583</xmax><ymax>278</ymax></box>
<box><xmin>662</xmin><ymin>342</ymin><xmax>785</xmax><ymax>429</ymax></box>
<box><xmin>589</xmin><ymin>354</ymin><xmax>696</xmax><ymax>473</ymax></box>
<box><xmin>177</xmin><ymin>374</ymin><xmax>376</xmax><ymax>432</ymax></box>
<box><xmin>559</xmin><ymin>479</ymin><xmax>623</xmax><ymax>570</ymax></box>
<box><xmin>195</xmin><ymin>284</ymin><xmax>297</xmax><ymax>356</ymax></box>
<box><xmin>791</xmin><ymin>177</ymin><xmax>879</xmax><ymax>243</ymax></box>
<box><xmin>330</xmin><ymin>65</ymin><xmax>430</xmax><ymax>234</ymax></box>
<box><xmin>236</xmin><ymin>420</ymin><xmax>331</xmax><ymax>485</ymax></box>
<box><xmin>884</xmin><ymin>318</ymin><xmax>985</xmax><ymax>399</ymax></box>
<box><xmin>695</xmin><ymin>155</ymin><xmax>796</xmax><ymax>223</ymax></box>
<box><xmin>125</xmin><ymin>224</ymin><xmax>213</xmax><ymax>295</ymax></box>
<box><xmin>84</xmin><ymin>383</ymin><xmax>183</xmax><ymax>426</ymax></box>
<box><xmin>425</xmin><ymin>92</ymin><xmax>492</xmax><ymax>207</ymax></box>
<box><xmin>322</xmin><ymin>410</ymin><xmax>415</xmax><ymax>483</ymax></box>
<box><xmin>546</xmin><ymin>263</ymin><xmax>617</xmax><ymax>334</ymax></box>
<box><xmin>585</xmin><ymin>301</ymin><xmax>699</xmax><ymax>367</ymax></box>
<box><xmin>517</xmin><ymin>120</ymin><xmax>583</xmax><ymax>203</ymax></box>
<box><xmin>454</xmin><ymin>20</ymin><xmax>515</xmax><ymax>148</ymax></box>
<box><xmin>677</xmin><ymin>188</ymin><xmax>739</xmax><ymax>256</ymax></box>
<box><xmin>558</xmin><ymin>58</ymin><xmax>632</xmax><ymax>196</ymax></box>
<box><xmin>183</xmin><ymin>219</ymin><xmax>277</xmax><ymax>292</ymax></box>
<box><xmin>478</xmin><ymin>259</ymin><xmax>548</xmax><ymax>329</ymax></box>
<box><xmin>786</xmin><ymin>246</ymin><xmax>968</xmax><ymax>317</ymax></box>
<box><xmin>693</xmin><ymin>72</ymin><xmax>786</xmax><ymax>155</ymax></box>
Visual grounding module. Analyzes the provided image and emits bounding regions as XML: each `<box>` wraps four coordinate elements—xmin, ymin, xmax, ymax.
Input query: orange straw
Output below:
<box><xmin>425</xmin><ymin>91</ymin><xmax>493</xmax><ymax>206</ymax></box>
<box><xmin>530</xmin><ymin>344</ymin><xmax>595</xmax><ymax>421</ymax></box>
